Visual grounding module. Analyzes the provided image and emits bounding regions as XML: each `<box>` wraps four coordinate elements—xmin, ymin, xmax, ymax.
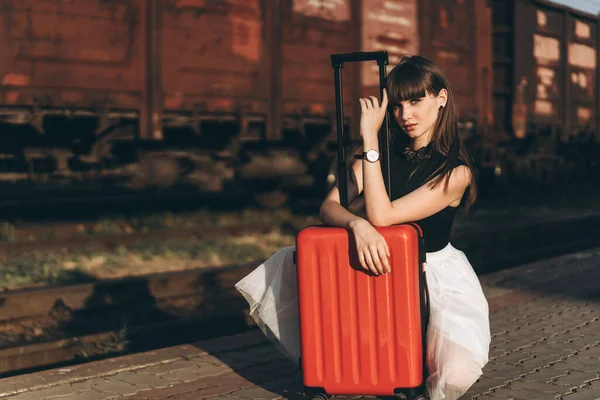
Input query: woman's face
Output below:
<box><xmin>391</xmin><ymin>90</ymin><xmax>445</xmax><ymax>144</ymax></box>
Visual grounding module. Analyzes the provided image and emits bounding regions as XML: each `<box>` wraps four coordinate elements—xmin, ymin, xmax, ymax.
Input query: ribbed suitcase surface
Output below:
<box><xmin>296</xmin><ymin>224</ymin><xmax>426</xmax><ymax>396</ymax></box>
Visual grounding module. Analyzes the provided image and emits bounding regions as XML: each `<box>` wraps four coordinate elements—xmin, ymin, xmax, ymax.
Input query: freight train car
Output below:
<box><xmin>490</xmin><ymin>0</ymin><xmax>600</xmax><ymax>185</ymax></box>
<box><xmin>0</xmin><ymin>0</ymin><xmax>491</xmax><ymax>207</ymax></box>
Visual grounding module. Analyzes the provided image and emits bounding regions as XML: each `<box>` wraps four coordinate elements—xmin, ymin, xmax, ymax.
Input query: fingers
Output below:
<box><xmin>382</xmin><ymin>88</ymin><xmax>388</xmax><ymax>107</ymax></box>
<box><xmin>377</xmin><ymin>246</ymin><xmax>391</xmax><ymax>274</ymax></box>
<box><xmin>368</xmin><ymin>244</ymin><xmax>386</xmax><ymax>275</ymax></box>
<box><xmin>359</xmin><ymin>95</ymin><xmax>384</xmax><ymax>110</ymax></box>
<box><xmin>358</xmin><ymin>251</ymin><xmax>367</xmax><ymax>271</ymax></box>
<box><xmin>363</xmin><ymin>251</ymin><xmax>378</xmax><ymax>275</ymax></box>
<box><xmin>358</xmin><ymin>244</ymin><xmax>391</xmax><ymax>276</ymax></box>
<box><xmin>360</xmin><ymin>97</ymin><xmax>375</xmax><ymax>109</ymax></box>
<box><xmin>364</xmin><ymin>245</ymin><xmax>386</xmax><ymax>276</ymax></box>
<box><xmin>359</xmin><ymin>251</ymin><xmax>377</xmax><ymax>275</ymax></box>
<box><xmin>356</xmin><ymin>231</ymin><xmax>392</xmax><ymax>277</ymax></box>
<box><xmin>368</xmin><ymin>96</ymin><xmax>379</xmax><ymax>108</ymax></box>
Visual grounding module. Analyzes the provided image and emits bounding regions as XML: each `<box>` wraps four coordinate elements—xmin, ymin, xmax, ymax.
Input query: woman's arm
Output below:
<box><xmin>319</xmin><ymin>159</ymin><xmax>366</xmax><ymax>229</ymax></box>
<box><xmin>319</xmin><ymin>158</ymin><xmax>392</xmax><ymax>276</ymax></box>
<box><xmin>363</xmin><ymin>159</ymin><xmax>471</xmax><ymax>226</ymax></box>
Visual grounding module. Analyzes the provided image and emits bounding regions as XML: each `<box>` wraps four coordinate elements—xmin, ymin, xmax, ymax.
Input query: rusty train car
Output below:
<box><xmin>494</xmin><ymin>0</ymin><xmax>599</xmax><ymax>138</ymax></box>
<box><xmin>0</xmin><ymin>0</ymin><xmax>492</xmax><ymax>205</ymax></box>
<box><xmin>0</xmin><ymin>0</ymin><xmax>594</xmax><ymax>206</ymax></box>
<box><xmin>491</xmin><ymin>0</ymin><xmax>600</xmax><ymax>183</ymax></box>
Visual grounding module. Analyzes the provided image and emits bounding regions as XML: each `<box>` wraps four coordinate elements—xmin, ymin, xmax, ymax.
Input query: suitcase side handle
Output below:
<box><xmin>421</xmin><ymin>270</ymin><xmax>431</xmax><ymax>379</ymax></box>
<box><xmin>331</xmin><ymin>51</ymin><xmax>391</xmax><ymax>208</ymax></box>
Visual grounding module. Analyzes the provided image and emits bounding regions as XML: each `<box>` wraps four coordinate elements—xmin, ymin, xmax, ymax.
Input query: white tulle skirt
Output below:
<box><xmin>235</xmin><ymin>243</ymin><xmax>490</xmax><ymax>400</ymax></box>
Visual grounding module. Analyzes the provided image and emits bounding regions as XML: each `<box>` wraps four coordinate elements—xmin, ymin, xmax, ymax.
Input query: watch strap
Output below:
<box><xmin>353</xmin><ymin>150</ymin><xmax>380</xmax><ymax>160</ymax></box>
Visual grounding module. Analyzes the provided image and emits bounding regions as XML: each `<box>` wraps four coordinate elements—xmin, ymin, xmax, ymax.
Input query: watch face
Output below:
<box><xmin>366</xmin><ymin>149</ymin><xmax>379</xmax><ymax>162</ymax></box>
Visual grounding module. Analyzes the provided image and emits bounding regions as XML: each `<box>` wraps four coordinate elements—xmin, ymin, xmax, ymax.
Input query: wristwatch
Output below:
<box><xmin>355</xmin><ymin>149</ymin><xmax>380</xmax><ymax>163</ymax></box>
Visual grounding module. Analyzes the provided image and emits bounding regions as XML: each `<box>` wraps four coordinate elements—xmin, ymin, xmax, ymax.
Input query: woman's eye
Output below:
<box><xmin>410</xmin><ymin>99</ymin><xmax>420</xmax><ymax>105</ymax></box>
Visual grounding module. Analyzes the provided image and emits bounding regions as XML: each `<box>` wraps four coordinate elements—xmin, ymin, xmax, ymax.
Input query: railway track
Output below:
<box><xmin>0</xmin><ymin>213</ymin><xmax>599</xmax><ymax>378</ymax></box>
<box><xmin>0</xmin><ymin>189</ymin><xmax>262</xmax><ymax>221</ymax></box>
<box><xmin>0</xmin><ymin>261</ymin><xmax>258</xmax><ymax>377</ymax></box>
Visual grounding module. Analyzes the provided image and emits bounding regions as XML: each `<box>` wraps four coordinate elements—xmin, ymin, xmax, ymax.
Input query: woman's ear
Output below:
<box><xmin>438</xmin><ymin>89</ymin><xmax>448</xmax><ymax>108</ymax></box>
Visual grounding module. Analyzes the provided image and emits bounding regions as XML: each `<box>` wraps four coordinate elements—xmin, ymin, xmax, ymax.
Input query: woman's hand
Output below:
<box><xmin>349</xmin><ymin>219</ymin><xmax>391</xmax><ymax>276</ymax></box>
<box><xmin>359</xmin><ymin>89</ymin><xmax>388</xmax><ymax>141</ymax></box>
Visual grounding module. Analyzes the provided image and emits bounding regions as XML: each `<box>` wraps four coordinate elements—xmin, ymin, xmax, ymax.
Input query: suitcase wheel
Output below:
<box><xmin>411</xmin><ymin>396</ymin><xmax>428</xmax><ymax>400</ymax></box>
<box><xmin>310</xmin><ymin>394</ymin><xmax>329</xmax><ymax>400</ymax></box>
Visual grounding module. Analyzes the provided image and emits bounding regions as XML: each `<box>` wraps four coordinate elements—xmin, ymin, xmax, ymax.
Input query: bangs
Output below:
<box><xmin>387</xmin><ymin>62</ymin><xmax>433</xmax><ymax>104</ymax></box>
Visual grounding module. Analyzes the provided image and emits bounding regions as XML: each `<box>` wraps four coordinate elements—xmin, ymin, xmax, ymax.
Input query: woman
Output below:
<box><xmin>236</xmin><ymin>56</ymin><xmax>490</xmax><ymax>400</ymax></box>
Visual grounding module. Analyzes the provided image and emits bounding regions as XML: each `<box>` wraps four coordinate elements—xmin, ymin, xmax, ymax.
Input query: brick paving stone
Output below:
<box><xmin>181</xmin><ymin>383</ymin><xmax>255</xmax><ymax>399</ymax></box>
<box><xmin>562</xmin><ymin>379</ymin><xmax>600</xmax><ymax>400</ymax></box>
<box><xmin>223</xmin><ymin>349</ymin><xmax>277</xmax><ymax>364</ymax></box>
<box><xmin>140</xmin><ymin>358</ymin><xmax>208</xmax><ymax>376</ymax></box>
<box><xmin>0</xmin><ymin>346</ymin><xmax>207</xmax><ymax>398</ymax></box>
<box><xmin>521</xmin><ymin>369</ymin><xmax>570</xmax><ymax>383</ymax></box>
<box><xmin>230</xmin><ymin>386</ymin><xmax>282</xmax><ymax>399</ymax></box>
<box><xmin>552</xmin><ymin>371</ymin><xmax>600</xmax><ymax>387</ymax></box>
<box><xmin>484</xmin><ymin>363</ymin><xmax>529</xmax><ymax>380</ymax></box>
<box><xmin>547</xmin><ymin>359</ymin><xmax>595</xmax><ymax>373</ymax></box>
<box><xmin>542</xmin><ymin>342</ymin><xmax>584</xmax><ymax>353</ymax></box>
<box><xmin>156</xmin><ymin>361</ymin><xmax>232</xmax><ymax>382</ymax></box>
<box><xmin>109</xmin><ymin>371</ymin><xmax>172</xmax><ymax>391</ymax></box>
<box><xmin>507</xmin><ymin>380</ymin><xmax>567</xmax><ymax>393</ymax></box>
<box><xmin>145</xmin><ymin>371</ymin><xmax>262</xmax><ymax>399</ymax></box>
<box><xmin>126</xmin><ymin>388</ymin><xmax>182</xmax><ymax>400</ymax></box>
<box><xmin>84</xmin><ymin>377</ymin><xmax>141</xmax><ymax>396</ymax></box>
<box><xmin>202</xmin><ymin>396</ymin><xmax>249</xmax><ymax>400</ymax></box>
<box><xmin>581</xmin><ymin>345</ymin><xmax>600</xmax><ymax>358</ymax></box>
<box><xmin>521</xmin><ymin>353</ymin><xmax>567</xmax><ymax>367</ymax></box>
<box><xmin>2</xmin><ymin>386</ymin><xmax>91</xmax><ymax>400</ymax></box>
<box><xmin>493</xmin><ymin>350</ymin><xmax>536</xmax><ymax>365</ymax></box>
<box><xmin>194</xmin><ymin>331</ymin><xmax>269</xmax><ymax>354</ymax></box>
<box><xmin>159</xmin><ymin>365</ymin><xmax>229</xmax><ymax>383</ymax></box>
<box><xmin>241</xmin><ymin>359</ymin><xmax>299</xmax><ymax>381</ymax></box>
<box><xmin>214</xmin><ymin>354</ymin><xmax>255</xmax><ymax>370</ymax></box>
<box><xmin>146</xmin><ymin>391</ymin><xmax>210</xmax><ymax>400</ymax></box>
<box><xmin>56</xmin><ymin>388</ymin><xmax>113</xmax><ymax>400</ymax></box>
<box><xmin>126</xmin><ymin>376</ymin><xmax>217</xmax><ymax>400</ymax></box>
<box><xmin>562</xmin><ymin>391</ymin><xmax>600</xmax><ymax>400</ymax></box>
<box><xmin>277</xmin><ymin>393</ymin><xmax>307</xmax><ymax>400</ymax></box>
<box><xmin>259</xmin><ymin>376</ymin><xmax>304</xmax><ymax>395</ymax></box>
<box><xmin>467</xmin><ymin>376</ymin><xmax>510</xmax><ymax>395</ymax></box>
<box><xmin>489</xmin><ymin>387</ymin><xmax>560</xmax><ymax>400</ymax></box>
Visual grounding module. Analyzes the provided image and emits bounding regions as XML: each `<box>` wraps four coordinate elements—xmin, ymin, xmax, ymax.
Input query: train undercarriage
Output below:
<box><xmin>0</xmin><ymin>107</ymin><xmax>335</xmax><ymax>208</ymax></box>
<box><xmin>0</xmin><ymin>106</ymin><xmax>597</xmax><ymax>209</ymax></box>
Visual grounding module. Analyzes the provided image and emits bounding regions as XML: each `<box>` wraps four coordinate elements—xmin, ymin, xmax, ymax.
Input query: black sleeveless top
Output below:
<box><xmin>389</xmin><ymin>147</ymin><xmax>461</xmax><ymax>252</ymax></box>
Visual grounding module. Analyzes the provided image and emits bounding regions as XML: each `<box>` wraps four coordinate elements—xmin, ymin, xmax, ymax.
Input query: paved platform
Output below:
<box><xmin>0</xmin><ymin>248</ymin><xmax>599</xmax><ymax>400</ymax></box>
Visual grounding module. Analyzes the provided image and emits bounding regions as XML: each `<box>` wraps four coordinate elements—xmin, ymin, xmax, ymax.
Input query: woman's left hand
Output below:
<box><xmin>359</xmin><ymin>89</ymin><xmax>388</xmax><ymax>141</ymax></box>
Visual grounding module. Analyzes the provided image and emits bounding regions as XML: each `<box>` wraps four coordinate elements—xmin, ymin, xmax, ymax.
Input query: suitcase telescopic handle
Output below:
<box><xmin>331</xmin><ymin>51</ymin><xmax>389</xmax><ymax>67</ymax></box>
<box><xmin>330</xmin><ymin>51</ymin><xmax>391</xmax><ymax>209</ymax></box>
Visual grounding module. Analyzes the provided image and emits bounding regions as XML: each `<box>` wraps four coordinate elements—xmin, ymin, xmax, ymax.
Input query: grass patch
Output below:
<box><xmin>0</xmin><ymin>231</ymin><xmax>295</xmax><ymax>290</ymax></box>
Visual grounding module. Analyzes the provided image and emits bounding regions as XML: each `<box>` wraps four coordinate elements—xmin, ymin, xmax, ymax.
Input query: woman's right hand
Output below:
<box><xmin>349</xmin><ymin>219</ymin><xmax>391</xmax><ymax>276</ymax></box>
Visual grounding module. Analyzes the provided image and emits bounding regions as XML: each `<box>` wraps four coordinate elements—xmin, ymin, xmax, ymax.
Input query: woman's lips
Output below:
<box><xmin>403</xmin><ymin>123</ymin><xmax>417</xmax><ymax>131</ymax></box>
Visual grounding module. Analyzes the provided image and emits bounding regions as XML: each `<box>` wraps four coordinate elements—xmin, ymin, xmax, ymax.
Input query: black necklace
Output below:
<box><xmin>402</xmin><ymin>145</ymin><xmax>431</xmax><ymax>163</ymax></box>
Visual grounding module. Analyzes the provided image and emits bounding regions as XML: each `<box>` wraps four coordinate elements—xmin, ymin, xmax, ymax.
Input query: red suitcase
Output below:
<box><xmin>295</xmin><ymin>52</ymin><xmax>429</xmax><ymax>400</ymax></box>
